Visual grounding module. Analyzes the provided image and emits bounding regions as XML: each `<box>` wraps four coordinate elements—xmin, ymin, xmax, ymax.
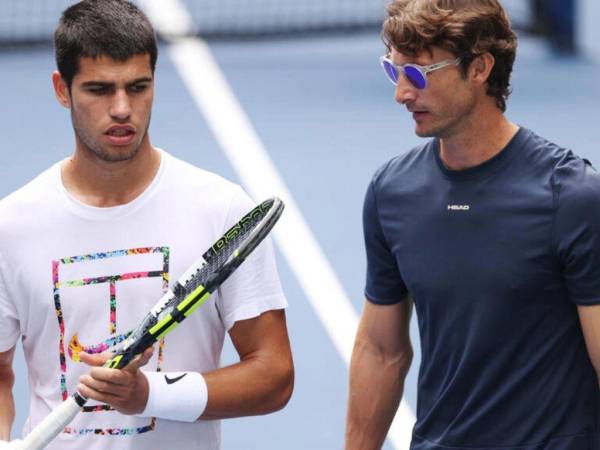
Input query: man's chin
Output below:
<box><xmin>415</xmin><ymin>126</ymin><xmax>436</xmax><ymax>138</ymax></box>
<box><xmin>414</xmin><ymin>121</ymin><xmax>450</xmax><ymax>139</ymax></box>
<box><xmin>91</xmin><ymin>146</ymin><xmax>140</xmax><ymax>163</ymax></box>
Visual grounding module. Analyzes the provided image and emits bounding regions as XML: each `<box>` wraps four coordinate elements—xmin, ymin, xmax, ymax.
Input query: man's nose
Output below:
<box><xmin>394</xmin><ymin>74</ymin><xmax>418</xmax><ymax>105</ymax></box>
<box><xmin>109</xmin><ymin>89</ymin><xmax>132</xmax><ymax>120</ymax></box>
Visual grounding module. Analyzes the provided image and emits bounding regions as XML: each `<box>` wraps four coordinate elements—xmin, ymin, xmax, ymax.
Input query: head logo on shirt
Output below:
<box><xmin>447</xmin><ymin>204</ymin><xmax>470</xmax><ymax>211</ymax></box>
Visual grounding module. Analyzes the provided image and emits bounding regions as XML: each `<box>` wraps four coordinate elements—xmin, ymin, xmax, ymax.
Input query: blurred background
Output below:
<box><xmin>1</xmin><ymin>1</ymin><xmax>599</xmax><ymax>449</ymax></box>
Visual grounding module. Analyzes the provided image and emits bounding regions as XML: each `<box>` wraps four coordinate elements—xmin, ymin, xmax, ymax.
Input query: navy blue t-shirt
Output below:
<box><xmin>364</xmin><ymin>128</ymin><xmax>600</xmax><ymax>449</ymax></box>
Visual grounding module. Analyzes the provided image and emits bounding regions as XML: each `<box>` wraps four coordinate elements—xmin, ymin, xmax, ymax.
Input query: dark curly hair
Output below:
<box><xmin>383</xmin><ymin>0</ymin><xmax>517</xmax><ymax>111</ymax></box>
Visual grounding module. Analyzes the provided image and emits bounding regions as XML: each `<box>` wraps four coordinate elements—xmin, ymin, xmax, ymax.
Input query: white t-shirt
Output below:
<box><xmin>0</xmin><ymin>151</ymin><xmax>287</xmax><ymax>450</ymax></box>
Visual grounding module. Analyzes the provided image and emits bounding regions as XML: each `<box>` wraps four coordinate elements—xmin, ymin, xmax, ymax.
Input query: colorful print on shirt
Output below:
<box><xmin>52</xmin><ymin>247</ymin><xmax>170</xmax><ymax>436</ymax></box>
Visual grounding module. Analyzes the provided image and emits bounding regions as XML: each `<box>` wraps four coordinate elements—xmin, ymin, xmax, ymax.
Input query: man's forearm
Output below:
<box><xmin>200</xmin><ymin>353</ymin><xmax>294</xmax><ymax>420</ymax></box>
<box><xmin>0</xmin><ymin>394</ymin><xmax>15</xmax><ymax>440</ymax></box>
<box><xmin>0</xmin><ymin>347</ymin><xmax>16</xmax><ymax>441</ymax></box>
<box><xmin>79</xmin><ymin>311</ymin><xmax>294</xmax><ymax>422</ymax></box>
<box><xmin>199</xmin><ymin>310</ymin><xmax>294</xmax><ymax>421</ymax></box>
<box><xmin>577</xmin><ymin>305</ymin><xmax>600</xmax><ymax>391</ymax></box>
<box><xmin>0</xmin><ymin>378</ymin><xmax>15</xmax><ymax>440</ymax></box>
<box><xmin>81</xmin><ymin>352</ymin><xmax>293</xmax><ymax>422</ymax></box>
<box><xmin>345</xmin><ymin>341</ymin><xmax>412</xmax><ymax>450</ymax></box>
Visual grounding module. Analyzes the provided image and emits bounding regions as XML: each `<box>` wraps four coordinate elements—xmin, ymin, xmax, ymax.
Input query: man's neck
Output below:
<box><xmin>439</xmin><ymin>104</ymin><xmax>519</xmax><ymax>171</ymax></box>
<box><xmin>61</xmin><ymin>140</ymin><xmax>162</xmax><ymax>208</ymax></box>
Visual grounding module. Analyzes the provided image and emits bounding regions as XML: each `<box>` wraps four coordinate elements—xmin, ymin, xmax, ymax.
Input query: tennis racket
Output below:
<box><xmin>21</xmin><ymin>197</ymin><xmax>285</xmax><ymax>450</ymax></box>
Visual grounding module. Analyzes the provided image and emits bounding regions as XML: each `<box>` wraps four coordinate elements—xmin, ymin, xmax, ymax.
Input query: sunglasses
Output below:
<box><xmin>379</xmin><ymin>56</ymin><xmax>461</xmax><ymax>90</ymax></box>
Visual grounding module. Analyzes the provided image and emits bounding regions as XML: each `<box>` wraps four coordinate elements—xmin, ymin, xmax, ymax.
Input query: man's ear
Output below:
<box><xmin>52</xmin><ymin>71</ymin><xmax>71</xmax><ymax>109</ymax></box>
<box><xmin>469</xmin><ymin>52</ymin><xmax>495</xmax><ymax>87</ymax></box>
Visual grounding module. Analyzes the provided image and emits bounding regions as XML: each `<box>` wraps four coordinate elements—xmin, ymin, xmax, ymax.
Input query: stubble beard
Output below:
<box><xmin>415</xmin><ymin>91</ymin><xmax>476</xmax><ymax>140</ymax></box>
<box><xmin>416</xmin><ymin>119</ymin><xmax>458</xmax><ymax>139</ymax></box>
<box><xmin>71</xmin><ymin>109</ymin><xmax>152</xmax><ymax>163</ymax></box>
<box><xmin>415</xmin><ymin>110</ymin><xmax>469</xmax><ymax>139</ymax></box>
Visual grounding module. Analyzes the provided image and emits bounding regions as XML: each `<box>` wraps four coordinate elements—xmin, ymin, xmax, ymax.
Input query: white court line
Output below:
<box><xmin>139</xmin><ymin>1</ymin><xmax>415</xmax><ymax>448</ymax></box>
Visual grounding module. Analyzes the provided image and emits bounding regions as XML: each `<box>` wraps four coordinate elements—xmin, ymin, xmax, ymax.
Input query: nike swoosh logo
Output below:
<box><xmin>164</xmin><ymin>373</ymin><xmax>188</xmax><ymax>385</ymax></box>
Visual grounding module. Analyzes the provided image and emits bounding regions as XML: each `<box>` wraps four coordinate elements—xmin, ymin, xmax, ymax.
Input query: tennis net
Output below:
<box><xmin>0</xmin><ymin>0</ymin><xmax>386</xmax><ymax>46</ymax></box>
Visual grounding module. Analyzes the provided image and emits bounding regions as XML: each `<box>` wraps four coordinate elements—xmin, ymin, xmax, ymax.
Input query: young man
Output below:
<box><xmin>346</xmin><ymin>1</ymin><xmax>600</xmax><ymax>449</ymax></box>
<box><xmin>0</xmin><ymin>1</ymin><xmax>293</xmax><ymax>449</ymax></box>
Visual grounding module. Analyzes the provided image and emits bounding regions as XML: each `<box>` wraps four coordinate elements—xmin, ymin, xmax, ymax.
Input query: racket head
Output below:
<box><xmin>104</xmin><ymin>197</ymin><xmax>284</xmax><ymax>369</ymax></box>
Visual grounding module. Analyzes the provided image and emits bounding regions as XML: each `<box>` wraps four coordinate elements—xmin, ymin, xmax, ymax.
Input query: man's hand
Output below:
<box><xmin>77</xmin><ymin>348</ymin><xmax>153</xmax><ymax>415</ymax></box>
<box><xmin>0</xmin><ymin>439</ymin><xmax>23</xmax><ymax>449</ymax></box>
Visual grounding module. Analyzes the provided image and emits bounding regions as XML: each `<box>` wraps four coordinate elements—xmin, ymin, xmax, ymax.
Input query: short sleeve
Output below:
<box><xmin>0</xmin><ymin>251</ymin><xmax>21</xmax><ymax>351</ymax></box>
<box><xmin>363</xmin><ymin>179</ymin><xmax>408</xmax><ymax>304</ymax></box>
<box><xmin>554</xmin><ymin>157</ymin><xmax>600</xmax><ymax>305</ymax></box>
<box><xmin>215</xmin><ymin>188</ymin><xmax>287</xmax><ymax>330</ymax></box>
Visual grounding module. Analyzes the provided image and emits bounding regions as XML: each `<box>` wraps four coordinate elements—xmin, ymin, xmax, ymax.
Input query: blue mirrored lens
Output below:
<box><xmin>404</xmin><ymin>66</ymin><xmax>426</xmax><ymax>89</ymax></box>
<box><xmin>382</xmin><ymin>60</ymin><xmax>399</xmax><ymax>84</ymax></box>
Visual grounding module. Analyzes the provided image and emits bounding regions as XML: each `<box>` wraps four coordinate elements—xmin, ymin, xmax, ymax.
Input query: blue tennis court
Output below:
<box><xmin>1</xmin><ymin>2</ymin><xmax>599</xmax><ymax>449</ymax></box>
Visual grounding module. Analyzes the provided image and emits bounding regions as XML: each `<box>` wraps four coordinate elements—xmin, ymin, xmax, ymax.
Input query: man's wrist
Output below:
<box><xmin>136</xmin><ymin>371</ymin><xmax>208</xmax><ymax>422</ymax></box>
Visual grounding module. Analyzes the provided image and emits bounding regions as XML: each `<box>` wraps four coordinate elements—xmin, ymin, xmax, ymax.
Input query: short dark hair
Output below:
<box><xmin>54</xmin><ymin>0</ymin><xmax>158</xmax><ymax>88</ymax></box>
<box><xmin>383</xmin><ymin>0</ymin><xmax>517</xmax><ymax>112</ymax></box>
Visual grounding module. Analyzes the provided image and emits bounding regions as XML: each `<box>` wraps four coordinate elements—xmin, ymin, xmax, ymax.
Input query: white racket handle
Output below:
<box><xmin>21</xmin><ymin>395</ymin><xmax>83</xmax><ymax>450</ymax></box>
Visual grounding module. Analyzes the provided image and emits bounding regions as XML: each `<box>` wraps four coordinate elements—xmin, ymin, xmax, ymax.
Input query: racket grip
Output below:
<box><xmin>21</xmin><ymin>394</ymin><xmax>86</xmax><ymax>450</ymax></box>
